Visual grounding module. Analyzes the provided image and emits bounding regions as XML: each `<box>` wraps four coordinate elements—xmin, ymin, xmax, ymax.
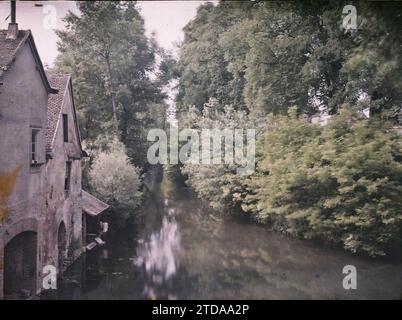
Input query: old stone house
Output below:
<box><xmin>0</xmin><ymin>20</ymin><xmax>108</xmax><ymax>299</ymax></box>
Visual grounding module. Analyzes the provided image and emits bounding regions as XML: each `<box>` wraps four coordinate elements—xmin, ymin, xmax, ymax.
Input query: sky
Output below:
<box><xmin>0</xmin><ymin>0</ymin><xmax>207</xmax><ymax>67</ymax></box>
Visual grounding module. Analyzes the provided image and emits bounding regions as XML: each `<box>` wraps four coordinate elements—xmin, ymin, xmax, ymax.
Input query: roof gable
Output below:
<box><xmin>0</xmin><ymin>29</ymin><xmax>28</xmax><ymax>71</ymax></box>
<box><xmin>0</xmin><ymin>28</ymin><xmax>57</xmax><ymax>93</ymax></box>
<box><xmin>46</xmin><ymin>74</ymin><xmax>83</xmax><ymax>153</ymax></box>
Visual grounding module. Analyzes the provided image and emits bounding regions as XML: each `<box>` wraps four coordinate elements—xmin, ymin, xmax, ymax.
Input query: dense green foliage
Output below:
<box><xmin>180</xmin><ymin>98</ymin><xmax>259</xmax><ymax>210</ymax></box>
<box><xmin>55</xmin><ymin>1</ymin><xmax>169</xmax><ymax>167</ymax></box>
<box><xmin>245</xmin><ymin>108</ymin><xmax>402</xmax><ymax>256</ymax></box>
<box><xmin>177</xmin><ymin>1</ymin><xmax>402</xmax><ymax>120</ymax></box>
<box><xmin>177</xmin><ymin>1</ymin><xmax>402</xmax><ymax>256</ymax></box>
<box><xmin>181</xmin><ymin>102</ymin><xmax>402</xmax><ymax>256</ymax></box>
<box><xmin>88</xmin><ymin>136</ymin><xmax>143</xmax><ymax>228</ymax></box>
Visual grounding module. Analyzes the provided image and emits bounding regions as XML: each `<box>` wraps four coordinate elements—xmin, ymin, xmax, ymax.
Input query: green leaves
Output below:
<box><xmin>247</xmin><ymin>109</ymin><xmax>402</xmax><ymax>256</ymax></box>
<box><xmin>88</xmin><ymin>136</ymin><xmax>143</xmax><ymax>222</ymax></box>
<box><xmin>55</xmin><ymin>1</ymin><xmax>167</xmax><ymax>167</ymax></box>
<box><xmin>180</xmin><ymin>99</ymin><xmax>256</xmax><ymax>211</ymax></box>
<box><xmin>176</xmin><ymin>1</ymin><xmax>402</xmax><ymax>257</ymax></box>
<box><xmin>178</xmin><ymin>2</ymin><xmax>402</xmax><ymax>123</ymax></box>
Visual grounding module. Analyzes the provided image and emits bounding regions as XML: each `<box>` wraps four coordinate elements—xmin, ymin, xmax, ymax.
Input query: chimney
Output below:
<box><xmin>6</xmin><ymin>1</ymin><xmax>18</xmax><ymax>40</ymax></box>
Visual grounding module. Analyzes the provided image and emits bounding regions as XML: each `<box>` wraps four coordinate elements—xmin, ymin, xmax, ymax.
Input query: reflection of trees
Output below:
<box><xmin>135</xmin><ymin>214</ymin><xmax>181</xmax><ymax>297</ymax></box>
<box><xmin>137</xmin><ymin>172</ymin><xmax>402</xmax><ymax>299</ymax></box>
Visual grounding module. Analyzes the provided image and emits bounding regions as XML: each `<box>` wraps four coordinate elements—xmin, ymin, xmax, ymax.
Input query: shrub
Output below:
<box><xmin>88</xmin><ymin>136</ymin><xmax>143</xmax><ymax>223</ymax></box>
<box><xmin>245</xmin><ymin>107</ymin><xmax>402</xmax><ymax>256</ymax></box>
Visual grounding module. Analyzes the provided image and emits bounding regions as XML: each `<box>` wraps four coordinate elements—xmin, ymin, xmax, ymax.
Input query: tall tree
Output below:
<box><xmin>177</xmin><ymin>2</ymin><xmax>253</xmax><ymax>113</ymax></box>
<box><xmin>177</xmin><ymin>1</ymin><xmax>402</xmax><ymax>121</ymax></box>
<box><xmin>55</xmin><ymin>1</ymin><xmax>170</xmax><ymax>166</ymax></box>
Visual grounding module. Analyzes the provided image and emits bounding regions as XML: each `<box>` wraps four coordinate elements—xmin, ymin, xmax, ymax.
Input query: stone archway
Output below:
<box><xmin>57</xmin><ymin>222</ymin><xmax>67</xmax><ymax>275</ymax></box>
<box><xmin>3</xmin><ymin>231</ymin><xmax>37</xmax><ymax>298</ymax></box>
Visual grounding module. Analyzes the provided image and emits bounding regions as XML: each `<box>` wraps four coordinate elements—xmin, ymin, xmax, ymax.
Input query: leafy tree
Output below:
<box><xmin>339</xmin><ymin>1</ymin><xmax>402</xmax><ymax>122</ymax></box>
<box><xmin>177</xmin><ymin>1</ymin><xmax>317</xmax><ymax>115</ymax></box>
<box><xmin>177</xmin><ymin>2</ymin><xmax>253</xmax><ymax>112</ymax></box>
<box><xmin>177</xmin><ymin>1</ymin><xmax>402</xmax><ymax>121</ymax></box>
<box><xmin>88</xmin><ymin>136</ymin><xmax>143</xmax><ymax>224</ymax></box>
<box><xmin>180</xmin><ymin>99</ymin><xmax>262</xmax><ymax>210</ymax></box>
<box><xmin>55</xmin><ymin>1</ymin><xmax>169</xmax><ymax>166</ymax></box>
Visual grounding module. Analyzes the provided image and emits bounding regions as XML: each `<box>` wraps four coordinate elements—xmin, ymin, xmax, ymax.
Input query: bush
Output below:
<box><xmin>180</xmin><ymin>99</ymin><xmax>259</xmax><ymax>211</ymax></box>
<box><xmin>245</xmin><ymin>107</ymin><xmax>402</xmax><ymax>256</ymax></box>
<box><xmin>88</xmin><ymin>136</ymin><xmax>143</xmax><ymax>224</ymax></box>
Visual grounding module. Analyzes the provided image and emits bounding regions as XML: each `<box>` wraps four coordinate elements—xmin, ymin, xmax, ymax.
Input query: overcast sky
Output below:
<box><xmin>0</xmin><ymin>1</ymin><xmax>207</xmax><ymax>67</ymax></box>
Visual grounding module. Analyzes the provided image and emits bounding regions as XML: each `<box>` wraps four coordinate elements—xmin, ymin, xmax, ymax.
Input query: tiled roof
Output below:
<box><xmin>82</xmin><ymin>191</ymin><xmax>110</xmax><ymax>217</ymax></box>
<box><xmin>46</xmin><ymin>74</ymin><xmax>70</xmax><ymax>150</ymax></box>
<box><xmin>0</xmin><ymin>29</ymin><xmax>30</xmax><ymax>75</ymax></box>
<box><xmin>0</xmin><ymin>28</ymin><xmax>57</xmax><ymax>94</ymax></box>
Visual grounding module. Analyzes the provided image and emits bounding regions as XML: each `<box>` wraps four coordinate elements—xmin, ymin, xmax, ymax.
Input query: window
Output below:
<box><xmin>63</xmin><ymin>114</ymin><xmax>68</xmax><ymax>142</ymax></box>
<box><xmin>31</xmin><ymin>129</ymin><xmax>40</xmax><ymax>164</ymax></box>
<box><xmin>64</xmin><ymin>161</ymin><xmax>72</xmax><ymax>195</ymax></box>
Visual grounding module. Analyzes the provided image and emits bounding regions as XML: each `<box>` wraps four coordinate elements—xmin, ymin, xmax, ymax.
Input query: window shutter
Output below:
<box><xmin>30</xmin><ymin>128</ymin><xmax>45</xmax><ymax>165</ymax></box>
<box><xmin>63</xmin><ymin>114</ymin><xmax>69</xmax><ymax>142</ymax></box>
<box><xmin>38</xmin><ymin>129</ymin><xmax>45</xmax><ymax>164</ymax></box>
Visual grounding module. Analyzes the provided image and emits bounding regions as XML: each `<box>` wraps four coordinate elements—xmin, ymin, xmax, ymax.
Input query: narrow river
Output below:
<box><xmin>44</xmin><ymin>171</ymin><xmax>402</xmax><ymax>300</ymax></box>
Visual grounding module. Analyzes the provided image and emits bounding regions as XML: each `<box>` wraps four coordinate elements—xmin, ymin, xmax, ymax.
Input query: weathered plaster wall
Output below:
<box><xmin>44</xmin><ymin>81</ymin><xmax>83</xmax><ymax>274</ymax></box>
<box><xmin>0</xmin><ymin>37</ymin><xmax>85</xmax><ymax>299</ymax></box>
<box><xmin>0</xmin><ymin>41</ymin><xmax>49</xmax><ymax>299</ymax></box>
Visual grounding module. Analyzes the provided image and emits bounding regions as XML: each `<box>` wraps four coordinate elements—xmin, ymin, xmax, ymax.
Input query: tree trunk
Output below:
<box><xmin>105</xmin><ymin>54</ymin><xmax>119</xmax><ymax>131</ymax></box>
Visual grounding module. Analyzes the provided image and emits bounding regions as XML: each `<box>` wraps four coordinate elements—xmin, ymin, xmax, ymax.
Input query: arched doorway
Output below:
<box><xmin>57</xmin><ymin>222</ymin><xmax>67</xmax><ymax>275</ymax></box>
<box><xmin>4</xmin><ymin>231</ymin><xmax>37</xmax><ymax>298</ymax></box>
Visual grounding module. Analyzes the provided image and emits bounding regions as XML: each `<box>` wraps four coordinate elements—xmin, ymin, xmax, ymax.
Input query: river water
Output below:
<box><xmin>44</xmin><ymin>172</ymin><xmax>402</xmax><ymax>300</ymax></box>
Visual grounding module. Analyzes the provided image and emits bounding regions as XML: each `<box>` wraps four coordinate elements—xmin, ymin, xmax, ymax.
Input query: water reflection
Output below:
<box><xmin>134</xmin><ymin>207</ymin><xmax>181</xmax><ymax>299</ymax></box>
